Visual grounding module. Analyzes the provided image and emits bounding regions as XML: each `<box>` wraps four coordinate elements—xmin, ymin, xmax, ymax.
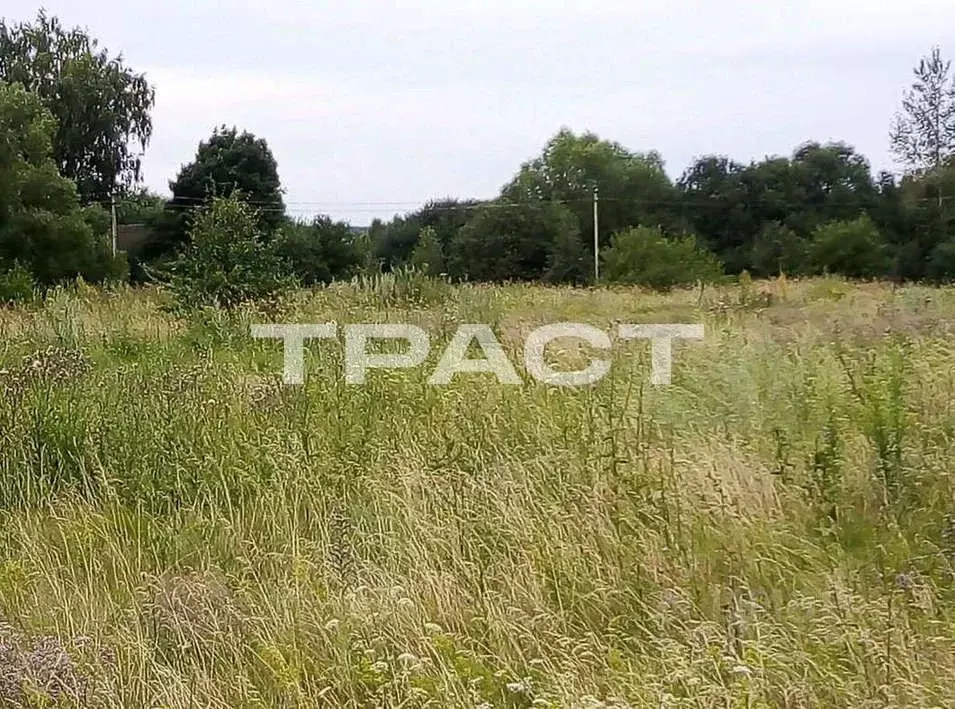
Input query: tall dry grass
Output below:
<box><xmin>0</xmin><ymin>275</ymin><xmax>953</xmax><ymax>707</ymax></box>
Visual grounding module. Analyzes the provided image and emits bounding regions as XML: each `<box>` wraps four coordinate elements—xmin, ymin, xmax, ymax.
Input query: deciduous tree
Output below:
<box><xmin>448</xmin><ymin>201</ymin><xmax>579</xmax><ymax>282</ymax></box>
<box><xmin>890</xmin><ymin>46</ymin><xmax>955</xmax><ymax>175</ymax></box>
<box><xmin>170</xmin><ymin>194</ymin><xmax>293</xmax><ymax>310</ymax></box>
<box><xmin>409</xmin><ymin>226</ymin><xmax>445</xmax><ymax>276</ymax></box>
<box><xmin>0</xmin><ymin>10</ymin><xmax>155</xmax><ymax>203</ymax></box>
<box><xmin>600</xmin><ymin>226</ymin><xmax>722</xmax><ymax>291</ymax></box>
<box><xmin>502</xmin><ymin>129</ymin><xmax>680</xmax><ymax>249</ymax></box>
<box><xmin>276</xmin><ymin>215</ymin><xmax>362</xmax><ymax>285</ymax></box>
<box><xmin>149</xmin><ymin>126</ymin><xmax>285</xmax><ymax>260</ymax></box>
<box><xmin>0</xmin><ymin>81</ymin><xmax>122</xmax><ymax>285</ymax></box>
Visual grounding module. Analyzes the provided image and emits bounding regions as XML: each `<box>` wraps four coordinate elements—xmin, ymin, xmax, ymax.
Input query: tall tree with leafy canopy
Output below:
<box><xmin>788</xmin><ymin>142</ymin><xmax>878</xmax><ymax>231</ymax></box>
<box><xmin>147</xmin><ymin>126</ymin><xmax>285</xmax><ymax>260</ymax></box>
<box><xmin>678</xmin><ymin>156</ymin><xmax>753</xmax><ymax>272</ymax></box>
<box><xmin>0</xmin><ymin>10</ymin><xmax>155</xmax><ymax>203</ymax></box>
<box><xmin>0</xmin><ymin>81</ymin><xmax>123</xmax><ymax>285</ymax></box>
<box><xmin>888</xmin><ymin>48</ymin><xmax>955</xmax><ymax>273</ymax></box>
<box><xmin>869</xmin><ymin>171</ymin><xmax>918</xmax><ymax>280</ymax></box>
<box><xmin>897</xmin><ymin>162</ymin><xmax>955</xmax><ymax>278</ymax></box>
<box><xmin>502</xmin><ymin>128</ymin><xmax>681</xmax><ymax>249</ymax></box>
<box><xmin>680</xmin><ymin>143</ymin><xmax>878</xmax><ymax>273</ymax></box>
<box><xmin>890</xmin><ymin>46</ymin><xmax>955</xmax><ymax>176</ymax></box>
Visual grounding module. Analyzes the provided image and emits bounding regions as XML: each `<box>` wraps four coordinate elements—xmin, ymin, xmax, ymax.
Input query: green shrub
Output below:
<box><xmin>925</xmin><ymin>239</ymin><xmax>955</xmax><ymax>283</ymax></box>
<box><xmin>0</xmin><ymin>82</ymin><xmax>125</xmax><ymax>289</ymax></box>
<box><xmin>170</xmin><ymin>194</ymin><xmax>295</xmax><ymax>311</ymax></box>
<box><xmin>600</xmin><ymin>226</ymin><xmax>723</xmax><ymax>291</ymax></box>
<box><xmin>409</xmin><ymin>226</ymin><xmax>446</xmax><ymax>277</ymax></box>
<box><xmin>808</xmin><ymin>215</ymin><xmax>890</xmax><ymax>279</ymax></box>
<box><xmin>275</xmin><ymin>215</ymin><xmax>362</xmax><ymax>286</ymax></box>
<box><xmin>103</xmin><ymin>250</ymin><xmax>131</xmax><ymax>286</ymax></box>
<box><xmin>750</xmin><ymin>221</ymin><xmax>808</xmax><ymax>277</ymax></box>
<box><xmin>73</xmin><ymin>240</ymin><xmax>132</xmax><ymax>286</ymax></box>
<box><xmin>545</xmin><ymin>224</ymin><xmax>590</xmax><ymax>285</ymax></box>
<box><xmin>447</xmin><ymin>201</ymin><xmax>579</xmax><ymax>282</ymax></box>
<box><xmin>0</xmin><ymin>261</ymin><xmax>35</xmax><ymax>304</ymax></box>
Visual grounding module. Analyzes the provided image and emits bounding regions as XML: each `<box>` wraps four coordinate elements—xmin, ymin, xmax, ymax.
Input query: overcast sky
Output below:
<box><xmin>7</xmin><ymin>1</ymin><xmax>955</xmax><ymax>223</ymax></box>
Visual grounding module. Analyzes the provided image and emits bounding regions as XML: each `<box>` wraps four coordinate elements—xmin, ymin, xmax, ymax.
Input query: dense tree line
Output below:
<box><xmin>358</xmin><ymin>128</ymin><xmax>955</xmax><ymax>287</ymax></box>
<box><xmin>3</xmin><ymin>10</ymin><xmax>955</xmax><ymax>305</ymax></box>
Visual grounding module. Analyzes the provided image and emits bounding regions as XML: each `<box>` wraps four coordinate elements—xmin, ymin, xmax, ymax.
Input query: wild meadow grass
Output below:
<box><xmin>0</xmin><ymin>275</ymin><xmax>954</xmax><ymax>707</ymax></box>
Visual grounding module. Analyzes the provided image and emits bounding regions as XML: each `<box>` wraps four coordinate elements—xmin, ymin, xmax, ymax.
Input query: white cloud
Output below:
<box><xmin>7</xmin><ymin>0</ymin><xmax>954</xmax><ymax>221</ymax></box>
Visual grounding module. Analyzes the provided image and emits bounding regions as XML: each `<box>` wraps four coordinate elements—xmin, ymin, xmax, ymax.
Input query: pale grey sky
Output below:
<box><xmin>8</xmin><ymin>1</ymin><xmax>955</xmax><ymax>223</ymax></box>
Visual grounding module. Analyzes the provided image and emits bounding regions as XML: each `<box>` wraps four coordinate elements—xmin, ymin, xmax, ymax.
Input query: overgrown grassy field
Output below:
<box><xmin>1</xmin><ymin>275</ymin><xmax>955</xmax><ymax>707</ymax></box>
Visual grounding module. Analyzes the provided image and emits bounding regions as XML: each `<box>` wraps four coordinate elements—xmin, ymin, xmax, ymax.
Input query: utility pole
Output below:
<box><xmin>110</xmin><ymin>191</ymin><xmax>118</xmax><ymax>257</ymax></box>
<box><xmin>593</xmin><ymin>186</ymin><xmax>599</xmax><ymax>283</ymax></box>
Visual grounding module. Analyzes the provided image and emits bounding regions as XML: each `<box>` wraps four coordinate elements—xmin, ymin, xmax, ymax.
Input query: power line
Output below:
<box><xmin>99</xmin><ymin>190</ymin><xmax>955</xmax><ymax>215</ymax></box>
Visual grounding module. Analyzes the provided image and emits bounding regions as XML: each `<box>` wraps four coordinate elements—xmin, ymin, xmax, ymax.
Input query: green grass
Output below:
<box><xmin>0</xmin><ymin>275</ymin><xmax>954</xmax><ymax>707</ymax></box>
